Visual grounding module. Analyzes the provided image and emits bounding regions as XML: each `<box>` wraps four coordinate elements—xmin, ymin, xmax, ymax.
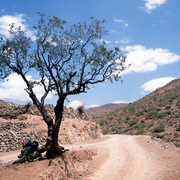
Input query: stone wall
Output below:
<box><xmin>0</xmin><ymin>100</ymin><xmax>100</xmax><ymax>152</ymax></box>
<box><xmin>0</xmin><ymin>121</ymin><xmax>46</xmax><ymax>152</ymax></box>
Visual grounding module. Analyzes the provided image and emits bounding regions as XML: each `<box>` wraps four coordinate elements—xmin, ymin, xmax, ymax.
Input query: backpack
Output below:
<box><xmin>31</xmin><ymin>141</ymin><xmax>39</xmax><ymax>150</ymax></box>
<box><xmin>29</xmin><ymin>141</ymin><xmax>39</xmax><ymax>153</ymax></box>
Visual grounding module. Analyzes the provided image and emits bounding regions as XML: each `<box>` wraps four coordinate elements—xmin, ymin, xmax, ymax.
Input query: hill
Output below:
<box><xmin>86</xmin><ymin>103</ymin><xmax>127</xmax><ymax>116</ymax></box>
<box><xmin>93</xmin><ymin>78</ymin><xmax>180</xmax><ymax>147</ymax></box>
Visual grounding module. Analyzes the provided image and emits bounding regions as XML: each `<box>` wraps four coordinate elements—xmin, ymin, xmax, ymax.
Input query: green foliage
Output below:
<box><xmin>174</xmin><ymin>143</ymin><xmax>180</xmax><ymax>147</ymax></box>
<box><xmin>148</xmin><ymin>107</ymin><xmax>161</xmax><ymax>112</ymax></box>
<box><xmin>146</xmin><ymin>110</ymin><xmax>158</xmax><ymax>119</ymax></box>
<box><xmin>136</xmin><ymin>111</ymin><xmax>144</xmax><ymax>116</ymax></box>
<box><xmin>128</xmin><ymin>120</ymin><xmax>138</xmax><ymax>126</ymax></box>
<box><xmin>146</xmin><ymin>108</ymin><xmax>161</xmax><ymax>119</ymax></box>
<box><xmin>128</xmin><ymin>106</ymin><xmax>135</xmax><ymax>113</ymax></box>
<box><xmin>153</xmin><ymin>123</ymin><xmax>165</xmax><ymax>133</ymax></box>
<box><xmin>133</xmin><ymin>123</ymin><xmax>140</xmax><ymax>129</ymax></box>
<box><xmin>176</xmin><ymin>126</ymin><xmax>180</xmax><ymax>131</ymax></box>
<box><xmin>176</xmin><ymin>100</ymin><xmax>180</xmax><ymax>108</ymax></box>
<box><xmin>136</xmin><ymin>129</ymin><xmax>145</xmax><ymax>135</ymax></box>
<box><xmin>99</xmin><ymin>119</ymin><xmax>107</xmax><ymax>126</ymax></box>
<box><xmin>165</xmin><ymin>105</ymin><xmax>171</xmax><ymax>110</ymax></box>
<box><xmin>102</xmin><ymin>129</ymin><xmax>108</xmax><ymax>135</ymax></box>
<box><xmin>0</xmin><ymin>13</ymin><xmax>126</xmax><ymax>104</ymax></box>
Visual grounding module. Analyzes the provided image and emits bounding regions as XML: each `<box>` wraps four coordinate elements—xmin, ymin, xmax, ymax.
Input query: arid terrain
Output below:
<box><xmin>91</xmin><ymin>78</ymin><xmax>180</xmax><ymax>147</ymax></box>
<box><xmin>0</xmin><ymin>79</ymin><xmax>180</xmax><ymax>179</ymax></box>
<box><xmin>0</xmin><ymin>134</ymin><xmax>180</xmax><ymax>180</ymax></box>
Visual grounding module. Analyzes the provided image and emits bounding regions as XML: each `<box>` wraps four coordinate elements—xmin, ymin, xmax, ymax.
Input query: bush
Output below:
<box><xmin>99</xmin><ymin>119</ymin><xmax>107</xmax><ymax>126</ymax></box>
<box><xmin>176</xmin><ymin>100</ymin><xmax>180</xmax><ymax>108</ymax></box>
<box><xmin>146</xmin><ymin>110</ymin><xmax>158</xmax><ymax>119</ymax></box>
<box><xmin>165</xmin><ymin>105</ymin><xmax>171</xmax><ymax>110</ymax></box>
<box><xmin>136</xmin><ymin>129</ymin><xmax>145</xmax><ymax>135</ymax></box>
<box><xmin>136</xmin><ymin>111</ymin><xmax>144</xmax><ymax>116</ymax></box>
<box><xmin>153</xmin><ymin>123</ymin><xmax>165</xmax><ymax>133</ymax></box>
<box><xmin>176</xmin><ymin>126</ymin><xmax>180</xmax><ymax>131</ymax></box>
<box><xmin>77</xmin><ymin>105</ymin><xmax>84</xmax><ymax>114</ymax></box>
<box><xmin>134</xmin><ymin>123</ymin><xmax>141</xmax><ymax>129</ymax></box>
<box><xmin>128</xmin><ymin>120</ymin><xmax>138</xmax><ymax>126</ymax></box>
<box><xmin>102</xmin><ymin>129</ymin><xmax>108</xmax><ymax>134</ymax></box>
<box><xmin>148</xmin><ymin>107</ymin><xmax>161</xmax><ymax>112</ymax></box>
<box><xmin>156</xmin><ymin>113</ymin><xmax>165</xmax><ymax>119</ymax></box>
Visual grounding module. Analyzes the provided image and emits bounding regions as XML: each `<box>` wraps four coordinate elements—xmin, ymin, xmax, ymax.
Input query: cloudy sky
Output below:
<box><xmin>0</xmin><ymin>0</ymin><xmax>179</xmax><ymax>109</ymax></box>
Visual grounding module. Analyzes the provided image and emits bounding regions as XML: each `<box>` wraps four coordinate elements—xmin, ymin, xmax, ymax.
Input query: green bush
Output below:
<box><xmin>102</xmin><ymin>129</ymin><xmax>108</xmax><ymax>134</ymax></box>
<box><xmin>153</xmin><ymin>123</ymin><xmax>165</xmax><ymax>133</ymax></box>
<box><xmin>128</xmin><ymin>120</ymin><xmax>138</xmax><ymax>126</ymax></box>
<box><xmin>136</xmin><ymin>129</ymin><xmax>144</xmax><ymax>135</ymax></box>
<box><xmin>148</xmin><ymin>107</ymin><xmax>161</xmax><ymax>112</ymax></box>
<box><xmin>165</xmin><ymin>105</ymin><xmax>171</xmax><ymax>110</ymax></box>
<box><xmin>133</xmin><ymin>123</ymin><xmax>140</xmax><ymax>129</ymax></box>
<box><xmin>146</xmin><ymin>110</ymin><xmax>158</xmax><ymax>119</ymax></box>
<box><xmin>156</xmin><ymin>113</ymin><xmax>165</xmax><ymax>118</ymax></box>
<box><xmin>99</xmin><ymin>119</ymin><xmax>107</xmax><ymax>126</ymax></box>
<box><xmin>136</xmin><ymin>111</ymin><xmax>144</xmax><ymax>116</ymax></box>
<box><xmin>176</xmin><ymin>126</ymin><xmax>180</xmax><ymax>131</ymax></box>
<box><xmin>176</xmin><ymin>100</ymin><xmax>180</xmax><ymax>108</ymax></box>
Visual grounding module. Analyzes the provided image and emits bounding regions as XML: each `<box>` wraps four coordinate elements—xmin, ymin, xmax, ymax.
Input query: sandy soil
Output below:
<box><xmin>0</xmin><ymin>135</ymin><xmax>180</xmax><ymax>180</ymax></box>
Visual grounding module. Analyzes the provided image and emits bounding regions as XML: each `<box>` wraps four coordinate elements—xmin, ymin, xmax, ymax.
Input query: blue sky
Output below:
<box><xmin>0</xmin><ymin>0</ymin><xmax>180</xmax><ymax>108</ymax></box>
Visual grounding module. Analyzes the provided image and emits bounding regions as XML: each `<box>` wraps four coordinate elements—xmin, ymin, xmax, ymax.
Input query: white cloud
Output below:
<box><xmin>144</xmin><ymin>0</ymin><xmax>167</xmax><ymax>13</ymax></box>
<box><xmin>115</xmin><ymin>38</ymin><xmax>131</xmax><ymax>45</ymax></box>
<box><xmin>97</xmin><ymin>39</ymin><xmax>112</xmax><ymax>44</ymax></box>
<box><xmin>112</xmin><ymin>101</ymin><xmax>129</xmax><ymax>104</ymax></box>
<box><xmin>88</xmin><ymin>104</ymin><xmax>99</xmax><ymax>108</ymax></box>
<box><xmin>113</xmin><ymin>18</ymin><xmax>124</xmax><ymax>23</ymax></box>
<box><xmin>141</xmin><ymin>77</ymin><xmax>175</xmax><ymax>92</ymax></box>
<box><xmin>120</xmin><ymin>37</ymin><xmax>131</xmax><ymax>44</ymax></box>
<box><xmin>113</xmin><ymin>18</ymin><xmax>128</xmax><ymax>27</ymax></box>
<box><xmin>67</xmin><ymin>100</ymin><xmax>84</xmax><ymax>109</ymax></box>
<box><xmin>121</xmin><ymin>45</ymin><xmax>180</xmax><ymax>75</ymax></box>
<box><xmin>0</xmin><ymin>73</ymin><xmax>52</xmax><ymax>102</ymax></box>
<box><xmin>0</xmin><ymin>14</ymin><xmax>35</xmax><ymax>39</ymax></box>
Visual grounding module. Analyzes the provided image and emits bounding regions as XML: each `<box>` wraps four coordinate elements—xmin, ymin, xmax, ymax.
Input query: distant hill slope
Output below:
<box><xmin>86</xmin><ymin>103</ymin><xmax>127</xmax><ymax>116</ymax></box>
<box><xmin>93</xmin><ymin>78</ymin><xmax>180</xmax><ymax>147</ymax></box>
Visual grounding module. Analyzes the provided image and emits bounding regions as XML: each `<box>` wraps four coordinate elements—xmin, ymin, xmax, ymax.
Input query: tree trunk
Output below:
<box><xmin>46</xmin><ymin>96</ymin><xmax>66</xmax><ymax>158</ymax></box>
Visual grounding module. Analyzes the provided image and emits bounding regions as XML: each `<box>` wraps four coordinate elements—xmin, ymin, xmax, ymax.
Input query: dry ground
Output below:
<box><xmin>0</xmin><ymin>135</ymin><xmax>180</xmax><ymax>180</ymax></box>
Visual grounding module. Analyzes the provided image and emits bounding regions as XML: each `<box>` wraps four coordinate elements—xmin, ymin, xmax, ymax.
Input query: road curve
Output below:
<box><xmin>86</xmin><ymin>135</ymin><xmax>156</xmax><ymax>180</ymax></box>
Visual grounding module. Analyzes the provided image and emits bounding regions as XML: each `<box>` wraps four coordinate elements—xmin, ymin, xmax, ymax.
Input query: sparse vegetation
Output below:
<box><xmin>176</xmin><ymin>126</ymin><xmax>180</xmax><ymax>132</ymax></box>
<box><xmin>176</xmin><ymin>100</ymin><xmax>180</xmax><ymax>108</ymax></box>
<box><xmin>153</xmin><ymin>123</ymin><xmax>165</xmax><ymax>133</ymax></box>
<box><xmin>77</xmin><ymin>105</ymin><xmax>85</xmax><ymax>115</ymax></box>
<box><xmin>92</xmin><ymin>78</ymin><xmax>180</xmax><ymax>147</ymax></box>
<box><xmin>128</xmin><ymin>120</ymin><xmax>138</xmax><ymax>127</ymax></box>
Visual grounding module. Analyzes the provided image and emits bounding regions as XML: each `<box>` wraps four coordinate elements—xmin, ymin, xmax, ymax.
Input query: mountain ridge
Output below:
<box><xmin>86</xmin><ymin>103</ymin><xmax>127</xmax><ymax>116</ymax></box>
<box><xmin>92</xmin><ymin>78</ymin><xmax>180</xmax><ymax>147</ymax></box>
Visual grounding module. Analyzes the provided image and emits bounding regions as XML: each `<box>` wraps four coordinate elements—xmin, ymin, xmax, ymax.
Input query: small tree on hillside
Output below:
<box><xmin>0</xmin><ymin>13</ymin><xmax>126</xmax><ymax>158</ymax></box>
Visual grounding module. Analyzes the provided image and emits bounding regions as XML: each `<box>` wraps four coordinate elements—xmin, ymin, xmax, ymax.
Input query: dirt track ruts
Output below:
<box><xmin>86</xmin><ymin>135</ymin><xmax>156</xmax><ymax>180</ymax></box>
<box><xmin>0</xmin><ymin>134</ymin><xmax>180</xmax><ymax>180</ymax></box>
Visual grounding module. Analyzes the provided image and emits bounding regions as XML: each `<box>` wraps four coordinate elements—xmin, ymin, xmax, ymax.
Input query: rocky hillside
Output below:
<box><xmin>93</xmin><ymin>78</ymin><xmax>180</xmax><ymax>147</ymax></box>
<box><xmin>0</xmin><ymin>100</ymin><xmax>91</xmax><ymax>120</ymax></box>
<box><xmin>0</xmin><ymin>101</ymin><xmax>102</xmax><ymax>152</ymax></box>
<box><xmin>86</xmin><ymin>103</ymin><xmax>127</xmax><ymax>116</ymax></box>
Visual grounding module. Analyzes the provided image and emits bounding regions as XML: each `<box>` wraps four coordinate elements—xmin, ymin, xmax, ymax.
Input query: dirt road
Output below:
<box><xmin>0</xmin><ymin>135</ymin><xmax>180</xmax><ymax>180</ymax></box>
<box><xmin>85</xmin><ymin>135</ymin><xmax>156</xmax><ymax>180</ymax></box>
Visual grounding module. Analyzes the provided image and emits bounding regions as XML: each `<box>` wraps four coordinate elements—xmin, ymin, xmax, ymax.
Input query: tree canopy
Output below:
<box><xmin>0</xmin><ymin>13</ymin><xmax>126</xmax><ymax>158</ymax></box>
<box><xmin>0</xmin><ymin>14</ymin><xmax>125</xmax><ymax>104</ymax></box>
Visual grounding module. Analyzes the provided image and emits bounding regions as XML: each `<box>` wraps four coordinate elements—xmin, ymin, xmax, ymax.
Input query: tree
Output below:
<box><xmin>0</xmin><ymin>13</ymin><xmax>126</xmax><ymax>158</ymax></box>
